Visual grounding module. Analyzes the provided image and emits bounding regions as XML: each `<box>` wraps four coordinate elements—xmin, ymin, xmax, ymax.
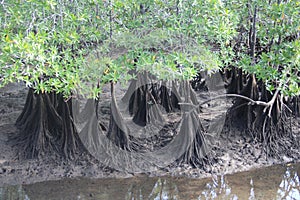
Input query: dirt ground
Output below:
<box><xmin>0</xmin><ymin>82</ymin><xmax>299</xmax><ymax>187</ymax></box>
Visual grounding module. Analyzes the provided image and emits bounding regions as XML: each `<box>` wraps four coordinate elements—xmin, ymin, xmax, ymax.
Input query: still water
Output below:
<box><xmin>0</xmin><ymin>163</ymin><xmax>299</xmax><ymax>200</ymax></box>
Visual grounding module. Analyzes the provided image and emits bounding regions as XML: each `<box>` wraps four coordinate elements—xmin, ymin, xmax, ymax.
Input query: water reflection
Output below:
<box><xmin>277</xmin><ymin>166</ymin><xmax>300</xmax><ymax>199</ymax></box>
<box><xmin>0</xmin><ymin>163</ymin><xmax>299</xmax><ymax>200</ymax></box>
<box><xmin>198</xmin><ymin>164</ymin><xmax>300</xmax><ymax>200</ymax></box>
<box><xmin>147</xmin><ymin>178</ymin><xmax>179</xmax><ymax>200</ymax></box>
<box><xmin>0</xmin><ymin>185</ymin><xmax>29</xmax><ymax>200</ymax></box>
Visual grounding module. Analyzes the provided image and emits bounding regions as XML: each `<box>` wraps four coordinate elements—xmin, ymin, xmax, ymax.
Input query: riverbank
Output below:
<box><xmin>0</xmin><ymin>83</ymin><xmax>299</xmax><ymax>187</ymax></box>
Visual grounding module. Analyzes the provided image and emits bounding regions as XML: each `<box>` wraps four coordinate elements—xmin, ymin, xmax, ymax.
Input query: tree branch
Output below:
<box><xmin>179</xmin><ymin>92</ymin><xmax>281</xmax><ymax>117</ymax></box>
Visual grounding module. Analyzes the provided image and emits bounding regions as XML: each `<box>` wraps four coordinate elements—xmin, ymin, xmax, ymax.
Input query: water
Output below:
<box><xmin>0</xmin><ymin>163</ymin><xmax>299</xmax><ymax>200</ymax></box>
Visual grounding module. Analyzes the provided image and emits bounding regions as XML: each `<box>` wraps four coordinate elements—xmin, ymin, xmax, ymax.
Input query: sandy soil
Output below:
<box><xmin>0</xmin><ymin>82</ymin><xmax>299</xmax><ymax>187</ymax></box>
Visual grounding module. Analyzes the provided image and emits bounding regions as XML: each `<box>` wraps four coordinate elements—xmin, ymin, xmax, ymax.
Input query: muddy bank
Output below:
<box><xmin>0</xmin><ymin>83</ymin><xmax>299</xmax><ymax>187</ymax></box>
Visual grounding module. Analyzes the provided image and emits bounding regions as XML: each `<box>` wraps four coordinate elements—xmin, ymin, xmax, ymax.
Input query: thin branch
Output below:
<box><xmin>179</xmin><ymin>93</ymin><xmax>280</xmax><ymax>117</ymax></box>
<box><xmin>250</xmin><ymin>5</ymin><xmax>257</xmax><ymax>63</ymax></box>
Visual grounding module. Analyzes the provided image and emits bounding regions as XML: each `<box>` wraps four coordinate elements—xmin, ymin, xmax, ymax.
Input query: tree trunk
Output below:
<box><xmin>107</xmin><ymin>82</ymin><xmax>131</xmax><ymax>150</ymax></box>
<box><xmin>14</xmin><ymin>88</ymin><xmax>82</xmax><ymax>159</ymax></box>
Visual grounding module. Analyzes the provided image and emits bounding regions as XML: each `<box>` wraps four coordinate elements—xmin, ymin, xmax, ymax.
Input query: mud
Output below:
<box><xmin>0</xmin><ymin>82</ymin><xmax>299</xmax><ymax>187</ymax></box>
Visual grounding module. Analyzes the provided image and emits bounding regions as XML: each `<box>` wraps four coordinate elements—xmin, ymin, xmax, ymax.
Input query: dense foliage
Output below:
<box><xmin>1</xmin><ymin>0</ymin><xmax>299</xmax><ymax>97</ymax></box>
<box><xmin>231</xmin><ymin>0</ymin><xmax>300</xmax><ymax>96</ymax></box>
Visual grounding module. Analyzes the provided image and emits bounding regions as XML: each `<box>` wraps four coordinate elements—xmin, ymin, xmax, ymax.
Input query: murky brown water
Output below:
<box><xmin>1</xmin><ymin>163</ymin><xmax>299</xmax><ymax>200</ymax></box>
